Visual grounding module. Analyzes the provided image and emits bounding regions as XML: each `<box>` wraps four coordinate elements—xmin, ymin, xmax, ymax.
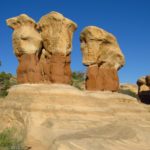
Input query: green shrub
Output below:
<box><xmin>118</xmin><ymin>89</ymin><xmax>138</xmax><ymax>98</ymax></box>
<box><xmin>0</xmin><ymin>90</ymin><xmax>8</xmax><ymax>97</ymax></box>
<box><xmin>0</xmin><ymin>72</ymin><xmax>12</xmax><ymax>80</ymax></box>
<box><xmin>0</xmin><ymin>72</ymin><xmax>17</xmax><ymax>98</ymax></box>
<box><xmin>0</xmin><ymin>128</ymin><xmax>25</xmax><ymax>150</ymax></box>
<box><xmin>71</xmin><ymin>71</ymin><xmax>85</xmax><ymax>90</ymax></box>
<box><xmin>72</xmin><ymin>72</ymin><xmax>85</xmax><ymax>81</ymax></box>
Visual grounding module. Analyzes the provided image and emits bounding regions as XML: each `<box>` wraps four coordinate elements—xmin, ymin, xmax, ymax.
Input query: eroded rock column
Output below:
<box><xmin>37</xmin><ymin>11</ymin><xmax>77</xmax><ymax>84</ymax></box>
<box><xmin>80</xmin><ymin>26</ymin><xmax>125</xmax><ymax>91</ymax></box>
<box><xmin>6</xmin><ymin>12</ymin><xmax>77</xmax><ymax>84</ymax></box>
<box><xmin>6</xmin><ymin>14</ymin><xmax>43</xmax><ymax>83</ymax></box>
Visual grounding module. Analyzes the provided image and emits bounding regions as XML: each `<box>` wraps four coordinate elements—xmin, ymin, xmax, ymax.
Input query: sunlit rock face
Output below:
<box><xmin>1</xmin><ymin>84</ymin><xmax>150</xmax><ymax>150</ymax></box>
<box><xmin>80</xmin><ymin>26</ymin><xmax>125</xmax><ymax>91</ymax></box>
<box><xmin>37</xmin><ymin>11</ymin><xmax>77</xmax><ymax>56</ymax></box>
<box><xmin>37</xmin><ymin>11</ymin><xmax>77</xmax><ymax>84</ymax></box>
<box><xmin>6</xmin><ymin>14</ymin><xmax>43</xmax><ymax>83</ymax></box>
<box><xmin>137</xmin><ymin>75</ymin><xmax>150</xmax><ymax>104</ymax></box>
<box><xmin>6</xmin><ymin>12</ymin><xmax>77</xmax><ymax>84</ymax></box>
<box><xmin>80</xmin><ymin>26</ymin><xmax>125</xmax><ymax>69</ymax></box>
<box><xmin>6</xmin><ymin>14</ymin><xmax>42</xmax><ymax>57</ymax></box>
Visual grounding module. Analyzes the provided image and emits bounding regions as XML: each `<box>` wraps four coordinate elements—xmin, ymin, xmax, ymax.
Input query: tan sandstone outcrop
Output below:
<box><xmin>80</xmin><ymin>26</ymin><xmax>125</xmax><ymax>91</ymax></box>
<box><xmin>37</xmin><ymin>11</ymin><xmax>77</xmax><ymax>56</ymax></box>
<box><xmin>37</xmin><ymin>11</ymin><xmax>77</xmax><ymax>84</ymax></box>
<box><xmin>6</xmin><ymin>14</ymin><xmax>42</xmax><ymax>57</ymax></box>
<box><xmin>6</xmin><ymin>12</ymin><xmax>77</xmax><ymax>84</ymax></box>
<box><xmin>6</xmin><ymin>14</ymin><xmax>43</xmax><ymax>83</ymax></box>
<box><xmin>137</xmin><ymin>75</ymin><xmax>150</xmax><ymax>104</ymax></box>
<box><xmin>0</xmin><ymin>84</ymin><xmax>150</xmax><ymax>150</ymax></box>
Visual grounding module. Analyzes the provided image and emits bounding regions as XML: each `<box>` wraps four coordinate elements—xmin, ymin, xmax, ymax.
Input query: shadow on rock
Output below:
<box><xmin>139</xmin><ymin>91</ymin><xmax>150</xmax><ymax>104</ymax></box>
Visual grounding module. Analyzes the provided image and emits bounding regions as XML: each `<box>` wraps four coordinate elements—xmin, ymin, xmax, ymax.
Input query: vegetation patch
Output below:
<box><xmin>0</xmin><ymin>72</ymin><xmax>17</xmax><ymax>98</ymax></box>
<box><xmin>71</xmin><ymin>71</ymin><xmax>85</xmax><ymax>90</ymax></box>
<box><xmin>0</xmin><ymin>128</ymin><xmax>27</xmax><ymax>150</ymax></box>
<box><xmin>118</xmin><ymin>89</ymin><xmax>138</xmax><ymax>99</ymax></box>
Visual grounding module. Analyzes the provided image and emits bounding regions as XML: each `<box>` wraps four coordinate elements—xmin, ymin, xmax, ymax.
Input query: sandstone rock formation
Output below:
<box><xmin>6</xmin><ymin>14</ymin><xmax>43</xmax><ymax>83</ymax></box>
<box><xmin>37</xmin><ymin>11</ymin><xmax>77</xmax><ymax>56</ymax></box>
<box><xmin>37</xmin><ymin>11</ymin><xmax>77</xmax><ymax>84</ymax></box>
<box><xmin>137</xmin><ymin>75</ymin><xmax>150</xmax><ymax>104</ymax></box>
<box><xmin>6</xmin><ymin>12</ymin><xmax>77</xmax><ymax>84</ymax></box>
<box><xmin>0</xmin><ymin>84</ymin><xmax>150</xmax><ymax>150</ymax></box>
<box><xmin>6</xmin><ymin>14</ymin><xmax>42</xmax><ymax>57</ymax></box>
<box><xmin>80</xmin><ymin>26</ymin><xmax>125</xmax><ymax>91</ymax></box>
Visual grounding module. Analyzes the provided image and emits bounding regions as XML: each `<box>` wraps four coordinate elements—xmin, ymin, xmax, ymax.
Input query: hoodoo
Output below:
<box><xmin>6</xmin><ymin>12</ymin><xmax>77</xmax><ymax>84</ymax></box>
<box><xmin>80</xmin><ymin>26</ymin><xmax>125</xmax><ymax>91</ymax></box>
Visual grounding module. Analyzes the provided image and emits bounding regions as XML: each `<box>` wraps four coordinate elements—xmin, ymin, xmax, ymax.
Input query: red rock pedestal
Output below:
<box><xmin>86</xmin><ymin>65</ymin><xmax>119</xmax><ymax>91</ymax></box>
<box><xmin>17</xmin><ymin>54</ymin><xmax>42</xmax><ymax>83</ymax></box>
<box><xmin>17</xmin><ymin>54</ymin><xmax>72</xmax><ymax>84</ymax></box>
<box><xmin>49</xmin><ymin>54</ymin><xmax>71</xmax><ymax>84</ymax></box>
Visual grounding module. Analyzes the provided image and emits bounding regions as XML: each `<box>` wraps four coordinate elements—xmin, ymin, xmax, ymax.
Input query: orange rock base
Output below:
<box><xmin>17</xmin><ymin>54</ymin><xmax>71</xmax><ymax>84</ymax></box>
<box><xmin>86</xmin><ymin>65</ymin><xmax>119</xmax><ymax>91</ymax></box>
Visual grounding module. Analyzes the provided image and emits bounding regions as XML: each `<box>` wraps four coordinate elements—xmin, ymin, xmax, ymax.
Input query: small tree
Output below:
<box><xmin>71</xmin><ymin>71</ymin><xmax>85</xmax><ymax>90</ymax></box>
<box><xmin>0</xmin><ymin>72</ymin><xmax>13</xmax><ymax>97</ymax></box>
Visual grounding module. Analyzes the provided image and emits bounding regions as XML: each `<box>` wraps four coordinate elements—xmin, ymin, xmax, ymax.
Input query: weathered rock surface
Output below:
<box><xmin>6</xmin><ymin>14</ymin><xmax>42</xmax><ymax>57</ymax></box>
<box><xmin>6</xmin><ymin>14</ymin><xmax>44</xmax><ymax>84</ymax></box>
<box><xmin>137</xmin><ymin>75</ymin><xmax>150</xmax><ymax>104</ymax></box>
<box><xmin>80</xmin><ymin>26</ymin><xmax>125</xmax><ymax>69</ymax></box>
<box><xmin>0</xmin><ymin>84</ymin><xmax>150</xmax><ymax>150</ymax></box>
<box><xmin>16</xmin><ymin>53</ymin><xmax>72</xmax><ymax>84</ymax></box>
<box><xmin>17</xmin><ymin>54</ymin><xmax>42</xmax><ymax>83</ymax></box>
<box><xmin>80</xmin><ymin>26</ymin><xmax>125</xmax><ymax>91</ymax></box>
<box><xmin>37</xmin><ymin>11</ymin><xmax>77</xmax><ymax>84</ymax></box>
<box><xmin>6</xmin><ymin>12</ymin><xmax>77</xmax><ymax>84</ymax></box>
<box><xmin>37</xmin><ymin>11</ymin><xmax>77</xmax><ymax>56</ymax></box>
<box><xmin>86</xmin><ymin>65</ymin><xmax>119</xmax><ymax>91</ymax></box>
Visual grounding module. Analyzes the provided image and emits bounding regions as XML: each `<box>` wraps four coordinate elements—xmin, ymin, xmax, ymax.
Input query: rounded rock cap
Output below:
<box><xmin>6</xmin><ymin>14</ymin><xmax>36</xmax><ymax>29</ymax></box>
<box><xmin>80</xmin><ymin>26</ymin><xmax>125</xmax><ymax>70</ymax></box>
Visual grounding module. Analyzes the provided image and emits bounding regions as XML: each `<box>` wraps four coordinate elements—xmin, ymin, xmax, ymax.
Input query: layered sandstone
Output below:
<box><xmin>6</xmin><ymin>12</ymin><xmax>77</xmax><ymax>84</ymax></box>
<box><xmin>137</xmin><ymin>75</ymin><xmax>150</xmax><ymax>104</ymax></box>
<box><xmin>0</xmin><ymin>84</ymin><xmax>150</xmax><ymax>150</ymax></box>
<box><xmin>80</xmin><ymin>26</ymin><xmax>125</xmax><ymax>91</ymax></box>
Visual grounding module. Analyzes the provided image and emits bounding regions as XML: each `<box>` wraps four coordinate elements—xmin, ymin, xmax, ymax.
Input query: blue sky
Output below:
<box><xmin>0</xmin><ymin>0</ymin><xmax>150</xmax><ymax>83</ymax></box>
